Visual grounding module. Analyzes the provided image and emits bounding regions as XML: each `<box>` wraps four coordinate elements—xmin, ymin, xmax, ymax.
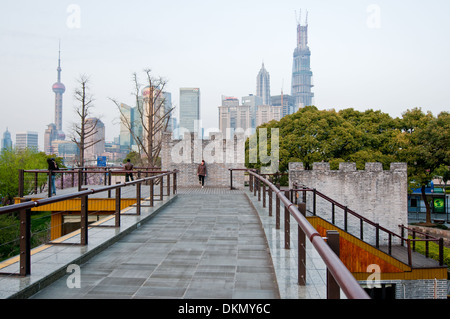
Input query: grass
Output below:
<box><xmin>411</xmin><ymin>237</ymin><xmax>450</xmax><ymax>269</ymax></box>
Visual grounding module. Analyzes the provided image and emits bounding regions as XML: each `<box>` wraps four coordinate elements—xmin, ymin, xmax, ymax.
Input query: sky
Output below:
<box><xmin>1</xmin><ymin>0</ymin><xmax>449</xmax><ymax>150</ymax></box>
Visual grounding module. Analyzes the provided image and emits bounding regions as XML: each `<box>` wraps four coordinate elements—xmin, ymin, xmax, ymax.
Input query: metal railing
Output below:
<box><xmin>230</xmin><ymin>168</ymin><xmax>370</xmax><ymax>299</ymax></box>
<box><xmin>399</xmin><ymin>224</ymin><xmax>445</xmax><ymax>266</ymax></box>
<box><xmin>292</xmin><ymin>183</ymin><xmax>445</xmax><ymax>267</ymax></box>
<box><xmin>0</xmin><ymin>170</ymin><xmax>178</xmax><ymax>277</ymax></box>
<box><xmin>18</xmin><ymin>166</ymin><xmax>162</xmax><ymax>198</ymax></box>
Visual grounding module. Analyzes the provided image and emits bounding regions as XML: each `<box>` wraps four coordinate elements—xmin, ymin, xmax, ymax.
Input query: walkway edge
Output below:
<box><xmin>4</xmin><ymin>194</ymin><xmax>177</xmax><ymax>299</ymax></box>
<box><xmin>242</xmin><ymin>191</ymin><xmax>282</xmax><ymax>299</ymax></box>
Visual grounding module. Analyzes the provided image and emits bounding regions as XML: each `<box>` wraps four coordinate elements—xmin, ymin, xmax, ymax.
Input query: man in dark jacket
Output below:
<box><xmin>197</xmin><ymin>160</ymin><xmax>207</xmax><ymax>188</ymax></box>
<box><xmin>47</xmin><ymin>158</ymin><xmax>59</xmax><ymax>195</ymax></box>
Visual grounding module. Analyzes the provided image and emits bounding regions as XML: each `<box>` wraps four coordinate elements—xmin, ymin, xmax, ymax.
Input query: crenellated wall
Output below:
<box><xmin>289</xmin><ymin>162</ymin><xmax>408</xmax><ymax>245</ymax></box>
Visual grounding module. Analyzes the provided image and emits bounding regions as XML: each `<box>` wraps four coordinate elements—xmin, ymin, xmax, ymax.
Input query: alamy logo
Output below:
<box><xmin>66</xmin><ymin>4</ymin><xmax>81</xmax><ymax>29</ymax></box>
<box><xmin>66</xmin><ymin>264</ymin><xmax>81</xmax><ymax>289</ymax></box>
<box><xmin>170</xmin><ymin>127</ymin><xmax>279</xmax><ymax>173</ymax></box>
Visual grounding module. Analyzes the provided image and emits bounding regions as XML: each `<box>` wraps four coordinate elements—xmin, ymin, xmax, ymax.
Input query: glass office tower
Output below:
<box><xmin>179</xmin><ymin>88</ymin><xmax>200</xmax><ymax>133</ymax></box>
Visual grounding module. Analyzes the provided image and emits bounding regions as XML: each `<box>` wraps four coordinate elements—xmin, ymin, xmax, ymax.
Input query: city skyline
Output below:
<box><xmin>1</xmin><ymin>1</ymin><xmax>449</xmax><ymax>151</ymax></box>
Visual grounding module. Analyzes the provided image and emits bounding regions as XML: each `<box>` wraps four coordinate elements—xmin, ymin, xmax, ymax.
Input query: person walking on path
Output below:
<box><xmin>124</xmin><ymin>159</ymin><xmax>134</xmax><ymax>182</ymax></box>
<box><xmin>197</xmin><ymin>160</ymin><xmax>207</xmax><ymax>188</ymax></box>
<box><xmin>47</xmin><ymin>158</ymin><xmax>59</xmax><ymax>195</ymax></box>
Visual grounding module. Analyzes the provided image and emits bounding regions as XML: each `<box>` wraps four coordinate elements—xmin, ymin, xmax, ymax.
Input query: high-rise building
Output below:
<box><xmin>16</xmin><ymin>131</ymin><xmax>38</xmax><ymax>151</ymax></box>
<box><xmin>291</xmin><ymin>11</ymin><xmax>314</xmax><ymax>109</ymax></box>
<box><xmin>271</xmin><ymin>93</ymin><xmax>296</xmax><ymax>117</ymax></box>
<box><xmin>44</xmin><ymin>123</ymin><xmax>58</xmax><ymax>154</ymax></box>
<box><xmin>52</xmin><ymin>43</ymin><xmax>66</xmax><ymax>140</ymax></box>
<box><xmin>84</xmin><ymin>118</ymin><xmax>105</xmax><ymax>161</ymax></box>
<box><xmin>179</xmin><ymin>88</ymin><xmax>200</xmax><ymax>133</ymax></box>
<box><xmin>256</xmin><ymin>63</ymin><xmax>271</xmax><ymax>105</ymax></box>
<box><xmin>1</xmin><ymin>128</ymin><xmax>12</xmax><ymax>151</ymax></box>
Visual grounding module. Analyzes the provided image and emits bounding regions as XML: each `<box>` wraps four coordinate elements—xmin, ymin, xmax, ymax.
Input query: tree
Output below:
<box><xmin>111</xmin><ymin>69</ymin><xmax>174</xmax><ymax>167</ymax></box>
<box><xmin>70</xmin><ymin>75</ymin><xmax>103</xmax><ymax>167</ymax></box>
<box><xmin>246</xmin><ymin>106</ymin><xmax>399</xmax><ymax>172</ymax></box>
<box><xmin>0</xmin><ymin>148</ymin><xmax>61</xmax><ymax>203</ymax></box>
<box><xmin>400</xmin><ymin>109</ymin><xmax>450</xmax><ymax>224</ymax></box>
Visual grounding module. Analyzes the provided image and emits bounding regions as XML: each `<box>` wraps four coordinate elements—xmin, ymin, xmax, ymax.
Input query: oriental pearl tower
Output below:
<box><xmin>52</xmin><ymin>43</ymin><xmax>66</xmax><ymax>140</ymax></box>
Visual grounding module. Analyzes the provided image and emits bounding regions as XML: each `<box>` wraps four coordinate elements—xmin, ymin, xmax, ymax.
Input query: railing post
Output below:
<box><xmin>18</xmin><ymin>169</ymin><xmax>24</xmax><ymax>198</ymax></box>
<box><xmin>19</xmin><ymin>198</ymin><xmax>31</xmax><ymax>276</ymax></box>
<box><xmin>344</xmin><ymin>207</ymin><xmax>348</xmax><ymax>232</ymax></box>
<box><xmin>262</xmin><ymin>184</ymin><xmax>266</xmax><ymax>208</ymax></box>
<box><xmin>230</xmin><ymin>169</ymin><xmax>233</xmax><ymax>190</ymax></box>
<box><xmin>331</xmin><ymin>203</ymin><xmax>335</xmax><ymax>225</ymax></box>
<box><xmin>375</xmin><ymin>224</ymin><xmax>380</xmax><ymax>249</ymax></box>
<box><xmin>115</xmin><ymin>183</ymin><xmax>121</xmax><ymax>227</ymax></box>
<box><xmin>326</xmin><ymin>230</ymin><xmax>340</xmax><ymax>299</ymax></box>
<box><xmin>276</xmin><ymin>192</ymin><xmax>280</xmax><ymax>229</ymax></box>
<box><xmin>298</xmin><ymin>202</ymin><xmax>306</xmax><ymax>286</ymax></box>
<box><xmin>149</xmin><ymin>178</ymin><xmax>154</xmax><ymax>207</ymax></box>
<box><xmin>407</xmin><ymin>238</ymin><xmax>412</xmax><ymax>266</ymax></box>
<box><xmin>160</xmin><ymin>176</ymin><xmax>163</xmax><ymax>201</ymax></box>
<box><xmin>80</xmin><ymin>194</ymin><xmax>88</xmax><ymax>245</ymax></box>
<box><xmin>78</xmin><ymin>169</ymin><xmax>83</xmax><ymax>191</ymax></box>
<box><xmin>136</xmin><ymin>181</ymin><xmax>141</xmax><ymax>216</ymax></box>
<box><xmin>48</xmin><ymin>170</ymin><xmax>52</xmax><ymax>198</ymax></box>
<box><xmin>34</xmin><ymin>172</ymin><xmax>38</xmax><ymax>195</ymax></box>
<box><xmin>439</xmin><ymin>238</ymin><xmax>444</xmax><ymax>266</ymax></box>
<box><xmin>107</xmin><ymin>170</ymin><xmax>112</xmax><ymax>198</ymax></box>
<box><xmin>167</xmin><ymin>173</ymin><xmax>171</xmax><ymax>196</ymax></box>
<box><xmin>268</xmin><ymin>187</ymin><xmax>272</xmax><ymax>217</ymax></box>
<box><xmin>258</xmin><ymin>179</ymin><xmax>261</xmax><ymax>202</ymax></box>
<box><xmin>284</xmin><ymin>190</ymin><xmax>290</xmax><ymax>249</ymax></box>
<box><xmin>173</xmin><ymin>171</ymin><xmax>177</xmax><ymax>194</ymax></box>
<box><xmin>313</xmin><ymin>189</ymin><xmax>316</xmax><ymax>216</ymax></box>
<box><xmin>249</xmin><ymin>174</ymin><xmax>253</xmax><ymax>192</ymax></box>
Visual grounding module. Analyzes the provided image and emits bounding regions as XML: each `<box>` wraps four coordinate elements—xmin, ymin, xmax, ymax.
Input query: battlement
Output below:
<box><xmin>289</xmin><ymin>162</ymin><xmax>407</xmax><ymax>172</ymax></box>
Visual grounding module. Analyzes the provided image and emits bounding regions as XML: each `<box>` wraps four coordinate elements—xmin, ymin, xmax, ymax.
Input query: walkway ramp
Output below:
<box><xmin>28</xmin><ymin>188</ymin><xmax>280</xmax><ymax>299</ymax></box>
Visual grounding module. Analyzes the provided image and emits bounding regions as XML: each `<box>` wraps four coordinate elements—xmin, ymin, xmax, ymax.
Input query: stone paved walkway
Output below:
<box><xmin>30</xmin><ymin>189</ymin><xmax>280</xmax><ymax>299</ymax></box>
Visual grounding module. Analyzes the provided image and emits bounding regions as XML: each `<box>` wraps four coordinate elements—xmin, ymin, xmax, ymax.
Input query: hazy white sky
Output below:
<box><xmin>1</xmin><ymin>0</ymin><xmax>449</xmax><ymax>150</ymax></box>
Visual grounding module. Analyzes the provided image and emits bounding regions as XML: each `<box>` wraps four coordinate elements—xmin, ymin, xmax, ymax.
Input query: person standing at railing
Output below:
<box><xmin>124</xmin><ymin>158</ymin><xmax>134</xmax><ymax>182</ymax></box>
<box><xmin>197</xmin><ymin>160</ymin><xmax>207</xmax><ymax>188</ymax></box>
<box><xmin>47</xmin><ymin>158</ymin><xmax>59</xmax><ymax>195</ymax></box>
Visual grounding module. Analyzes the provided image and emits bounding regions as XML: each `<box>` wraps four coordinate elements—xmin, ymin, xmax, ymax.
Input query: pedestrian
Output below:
<box><xmin>47</xmin><ymin>158</ymin><xmax>59</xmax><ymax>195</ymax></box>
<box><xmin>197</xmin><ymin>160</ymin><xmax>207</xmax><ymax>188</ymax></box>
<box><xmin>124</xmin><ymin>158</ymin><xmax>134</xmax><ymax>182</ymax></box>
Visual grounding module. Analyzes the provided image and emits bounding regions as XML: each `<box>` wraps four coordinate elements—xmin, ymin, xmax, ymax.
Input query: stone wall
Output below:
<box><xmin>161</xmin><ymin>132</ymin><xmax>246</xmax><ymax>188</ymax></box>
<box><xmin>289</xmin><ymin>162</ymin><xmax>408</xmax><ymax>245</ymax></box>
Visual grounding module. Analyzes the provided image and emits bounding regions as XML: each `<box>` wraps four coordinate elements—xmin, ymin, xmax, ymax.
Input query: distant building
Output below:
<box><xmin>179</xmin><ymin>88</ymin><xmax>200</xmax><ymax>133</ymax></box>
<box><xmin>84</xmin><ymin>118</ymin><xmax>105</xmax><ymax>161</ymax></box>
<box><xmin>1</xmin><ymin>128</ymin><xmax>13</xmax><ymax>151</ymax></box>
<box><xmin>44</xmin><ymin>123</ymin><xmax>58</xmax><ymax>154</ymax></box>
<box><xmin>52</xmin><ymin>140</ymin><xmax>79</xmax><ymax>166</ymax></box>
<box><xmin>256</xmin><ymin>63</ymin><xmax>271</xmax><ymax>106</ymax></box>
<box><xmin>271</xmin><ymin>93</ymin><xmax>296</xmax><ymax>117</ymax></box>
<box><xmin>291</xmin><ymin>12</ymin><xmax>314</xmax><ymax>109</ymax></box>
<box><xmin>16</xmin><ymin>131</ymin><xmax>38</xmax><ymax>151</ymax></box>
<box><xmin>218</xmin><ymin>96</ymin><xmax>281</xmax><ymax>138</ymax></box>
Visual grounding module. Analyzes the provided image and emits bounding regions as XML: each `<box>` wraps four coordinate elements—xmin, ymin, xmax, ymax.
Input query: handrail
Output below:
<box><xmin>231</xmin><ymin>169</ymin><xmax>369</xmax><ymax>299</ymax></box>
<box><xmin>5</xmin><ymin>170</ymin><xmax>176</xmax><ymax>215</ymax></box>
<box><xmin>0</xmin><ymin>170</ymin><xmax>178</xmax><ymax>277</ymax></box>
<box><xmin>17</xmin><ymin>168</ymin><xmax>169</xmax><ymax>198</ymax></box>
<box><xmin>292</xmin><ymin>183</ymin><xmax>445</xmax><ymax>267</ymax></box>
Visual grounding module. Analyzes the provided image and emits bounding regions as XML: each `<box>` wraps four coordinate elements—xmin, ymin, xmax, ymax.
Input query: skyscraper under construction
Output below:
<box><xmin>291</xmin><ymin>11</ymin><xmax>314</xmax><ymax>109</ymax></box>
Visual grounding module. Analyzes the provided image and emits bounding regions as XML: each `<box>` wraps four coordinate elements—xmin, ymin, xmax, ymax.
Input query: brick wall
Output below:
<box><xmin>289</xmin><ymin>162</ymin><xmax>408</xmax><ymax>245</ymax></box>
